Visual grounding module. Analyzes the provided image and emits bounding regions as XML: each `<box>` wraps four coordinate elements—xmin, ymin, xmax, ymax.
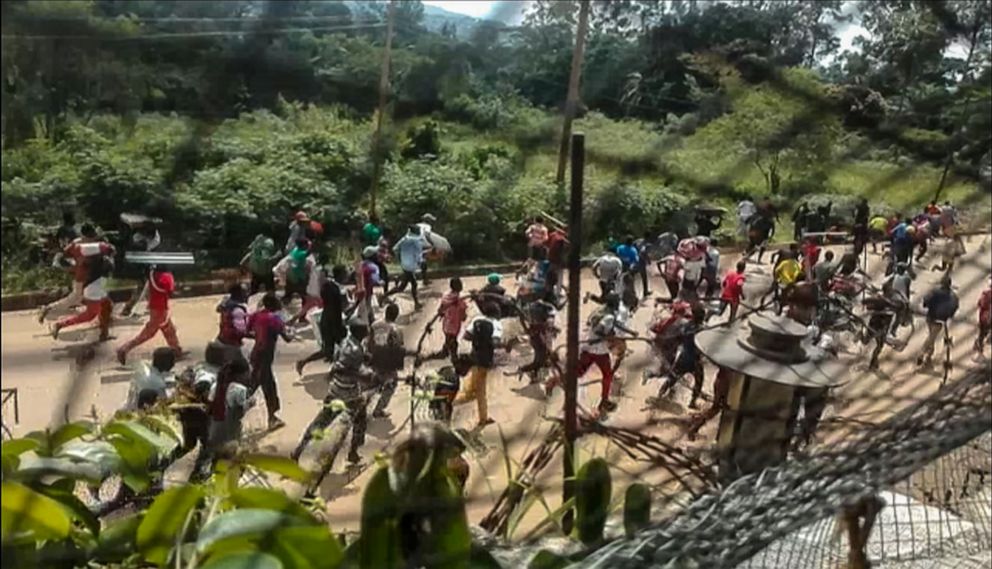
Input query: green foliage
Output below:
<box><xmin>401</xmin><ymin>120</ymin><xmax>443</xmax><ymax>160</ymax></box>
<box><xmin>528</xmin><ymin>550</ymin><xmax>571</xmax><ymax>569</ymax></box>
<box><xmin>137</xmin><ymin>486</ymin><xmax>205</xmax><ymax>565</ymax></box>
<box><xmin>623</xmin><ymin>483</ymin><xmax>651</xmax><ymax>538</ymax></box>
<box><xmin>574</xmin><ymin>458</ymin><xmax>612</xmax><ymax>546</ymax></box>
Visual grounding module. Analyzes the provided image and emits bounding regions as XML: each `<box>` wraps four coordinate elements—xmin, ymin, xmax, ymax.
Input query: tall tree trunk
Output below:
<box><xmin>369</xmin><ymin>0</ymin><xmax>396</xmax><ymax>218</ymax></box>
<box><xmin>555</xmin><ymin>0</ymin><xmax>591</xmax><ymax>186</ymax></box>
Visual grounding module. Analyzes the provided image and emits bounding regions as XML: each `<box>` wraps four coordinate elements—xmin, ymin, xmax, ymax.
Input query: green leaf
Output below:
<box><xmin>105</xmin><ymin>420</ymin><xmax>177</xmax><ymax>458</ymax></box>
<box><xmin>93</xmin><ymin>512</ymin><xmax>143</xmax><ymax>563</ymax></box>
<box><xmin>56</xmin><ymin>440</ymin><xmax>123</xmax><ymax>479</ymax></box>
<box><xmin>15</xmin><ymin>455</ymin><xmax>103</xmax><ymax>483</ymax></box>
<box><xmin>1</xmin><ymin>481</ymin><xmax>73</xmax><ymax>542</ymax></box>
<box><xmin>470</xmin><ymin>543</ymin><xmax>504</xmax><ymax>569</ymax></box>
<box><xmin>35</xmin><ymin>484</ymin><xmax>101</xmax><ymax>537</ymax></box>
<box><xmin>227</xmin><ymin>488</ymin><xmax>317</xmax><ymax>523</ymax></box>
<box><xmin>574</xmin><ymin>458</ymin><xmax>612</xmax><ymax>545</ymax></box>
<box><xmin>140</xmin><ymin>414</ymin><xmax>184</xmax><ymax>444</ymax></box>
<box><xmin>1</xmin><ymin>438</ymin><xmax>40</xmax><ymax>474</ymax></box>
<box><xmin>238</xmin><ymin>454</ymin><xmax>311</xmax><ymax>483</ymax></box>
<box><xmin>136</xmin><ymin>485</ymin><xmax>204</xmax><ymax>565</ymax></box>
<box><xmin>199</xmin><ymin>551</ymin><xmax>284</xmax><ymax>569</ymax></box>
<box><xmin>528</xmin><ymin>550</ymin><xmax>570</xmax><ymax>569</ymax></box>
<box><xmin>359</xmin><ymin>467</ymin><xmax>402</xmax><ymax>569</ymax></box>
<box><xmin>195</xmin><ymin>509</ymin><xmax>312</xmax><ymax>556</ymax></box>
<box><xmin>268</xmin><ymin>526</ymin><xmax>343</xmax><ymax>569</ymax></box>
<box><xmin>49</xmin><ymin>421</ymin><xmax>94</xmax><ymax>450</ymax></box>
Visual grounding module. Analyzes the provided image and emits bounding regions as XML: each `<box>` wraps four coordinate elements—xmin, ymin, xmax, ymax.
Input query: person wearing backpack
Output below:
<box><xmin>274</xmin><ymin>238</ymin><xmax>315</xmax><ymax>308</ymax></box>
<box><xmin>368</xmin><ymin>303</ymin><xmax>409</xmax><ymax>419</ymax></box>
<box><xmin>454</xmin><ymin>315</ymin><xmax>500</xmax><ymax>429</ymax></box>
<box><xmin>917</xmin><ymin>277</ymin><xmax>959</xmax><ymax>367</ymax></box>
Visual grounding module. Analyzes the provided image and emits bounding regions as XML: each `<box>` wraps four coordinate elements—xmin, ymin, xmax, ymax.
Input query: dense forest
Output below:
<box><xmin>2</xmin><ymin>0</ymin><xmax>990</xmax><ymax>292</ymax></box>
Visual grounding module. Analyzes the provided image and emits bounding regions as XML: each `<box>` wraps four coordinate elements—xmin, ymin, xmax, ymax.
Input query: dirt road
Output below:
<box><xmin>3</xmin><ymin>234</ymin><xmax>989</xmax><ymax>534</ymax></box>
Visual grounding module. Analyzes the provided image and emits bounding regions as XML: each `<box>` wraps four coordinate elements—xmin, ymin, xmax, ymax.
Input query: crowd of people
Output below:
<box><xmin>32</xmin><ymin>198</ymin><xmax>990</xmax><ymax>474</ymax></box>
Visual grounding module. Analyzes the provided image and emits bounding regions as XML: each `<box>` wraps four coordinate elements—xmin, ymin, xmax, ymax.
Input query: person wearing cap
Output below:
<box><xmin>386</xmin><ymin>225</ymin><xmax>428</xmax><ymax>310</ymax></box>
<box><xmin>116</xmin><ymin>265</ymin><xmax>183</xmax><ymax>365</ymax></box>
<box><xmin>417</xmin><ymin>213</ymin><xmax>437</xmax><ymax>285</ymax></box>
<box><xmin>479</xmin><ymin>273</ymin><xmax>509</xmax><ymax>318</ymax></box>
<box><xmin>286</xmin><ymin>211</ymin><xmax>310</xmax><ymax>253</ymax></box>
<box><xmin>917</xmin><ymin>277</ymin><xmax>959</xmax><ymax>368</ymax></box>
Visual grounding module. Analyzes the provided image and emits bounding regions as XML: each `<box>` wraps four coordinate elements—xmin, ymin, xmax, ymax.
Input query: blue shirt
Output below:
<box><xmin>616</xmin><ymin>244</ymin><xmax>640</xmax><ymax>268</ymax></box>
<box><xmin>394</xmin><ymin>235</ymin><xmax>425</xmax><ymax>273</ymax></box>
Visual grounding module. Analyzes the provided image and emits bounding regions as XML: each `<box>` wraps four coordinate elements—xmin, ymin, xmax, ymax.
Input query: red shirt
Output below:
<box><xmin>248</xmin><ymin>309</ymin><xmax>285</xmax><ymax>354</ymax></box>
<box><xmin>147</xmin><ymin>271</ymin><xmax>175</xmax><ymax>311</ymax></box>
<box><xmin>547</xmin><ymin>230</ymin><xmax>567</xmax><ymax>265</ymax></box>
<box><xmin>801</xmin><ymin>242</ymin><xmax>821</xmax><ymax>271</ymax></box>
<box><xmin>979</xmin><ymin>288</ymin><xmax>992</xmax><ymax>325</ymax></box>
<box><xmin>64</xmin><ymin>240</ymin><xmax>114</xmax><ymax>282</ymax></box>
<box><xmin>721</xmin><ymin>271</ymin><xmax>746</xmax><ymax>303</ymax></box>
<box><xmin>438</xmin><ymin>291</ymin><xmax>468</xmax><ymax>336</ymax></box>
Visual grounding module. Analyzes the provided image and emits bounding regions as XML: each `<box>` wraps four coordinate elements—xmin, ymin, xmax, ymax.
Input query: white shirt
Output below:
<box><xmin>125</xmin><ymin>363</ymin><xmax>175</xmax><ymax>410</ymax></box>
<box><xmin>83</xmin><ymin>277</ymin><xmax>107</xmax><ymax>301</ymax></box>
<box><xmin>306</xmin><ymin>263</ymin><xmax>326</xmax><ymax>297</ymax></box>
<box><xmin>593</xmin><ymin>254</ymin><xmax>623</xmax><ymax>283</ymax></box>
<box><xmin>585</xmin><ymin>313</ymin><xmax>616</xmax><ymax>355</ymax></box>
<box><xmin>465</xmin><ymin>316</ymin><xmax>503</xmax><ymax>341</ymax></box>
<box><xmin>737</xmin><ymin>200</ymin><xmax>756</xmax><ymax>221</ymax></box>
<box><xmin>683</xmin><ymin>258</ymin><xmax>705</xmax><ymax>282</ymax></box>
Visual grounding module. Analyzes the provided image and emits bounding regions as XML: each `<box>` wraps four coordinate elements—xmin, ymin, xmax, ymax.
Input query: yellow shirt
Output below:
<box><xmin>775</xmin><ymin>259</ymin><xmax>802</xmax><ymax>286</ymax></box>
<box><xmin>869</xmin><ymin>216</ymin><xmax>888</xmax><ymax>232</ymax></box>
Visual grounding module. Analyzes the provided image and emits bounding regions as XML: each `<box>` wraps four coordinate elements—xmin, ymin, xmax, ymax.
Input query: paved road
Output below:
<box><xmin>2</xmin><ymin>234</ymin><xmax>989</xmax><ymax>532</ymax></box>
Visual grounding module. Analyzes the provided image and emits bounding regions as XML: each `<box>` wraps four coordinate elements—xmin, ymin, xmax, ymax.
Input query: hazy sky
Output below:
<box><xmin>424</xmin><ymin>1</ymin><xmax>528</xmax><ymax>24</ymax></box>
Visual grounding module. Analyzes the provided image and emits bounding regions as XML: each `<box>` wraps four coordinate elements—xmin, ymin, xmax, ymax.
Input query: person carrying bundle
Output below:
<box><xmin>50</xmin><ymin>244</ymin><xmax>115</xmax><ymax>341</ymax></box>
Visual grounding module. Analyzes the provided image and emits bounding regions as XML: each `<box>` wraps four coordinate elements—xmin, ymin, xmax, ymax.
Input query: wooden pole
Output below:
<box><xmin>555</xmin><ymin>0</ymin><xmax>591</xmax><ymax>185</ymax></box>
<box><xmin>369</xmin><ymin>0</ymin><xmax>396</xmax><ymax>218</ymax></box>
<box><xmin>562</xmin><ymin>132</ymin><xmax>585</xmax><ymax>533</ymax></box>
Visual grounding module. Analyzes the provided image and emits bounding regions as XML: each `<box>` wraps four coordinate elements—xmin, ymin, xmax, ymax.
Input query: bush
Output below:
<box><xmin>586</xmin><ymin>180</ymin><xmax>689</xmax><ymax>245</ymax></box>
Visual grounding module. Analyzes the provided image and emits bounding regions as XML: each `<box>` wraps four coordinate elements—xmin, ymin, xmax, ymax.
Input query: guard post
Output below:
<box><xmin>697</xmin><ymin>314</ymin><xmax>846</xmax><ymax>481</ymax></box>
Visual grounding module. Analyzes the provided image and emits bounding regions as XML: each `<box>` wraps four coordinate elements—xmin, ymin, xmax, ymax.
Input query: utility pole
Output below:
<box><xmin>562</xmin><ymin>132</ymin><xmax>585</xmax><ymax>534</ymax></box>
<box><xmin>555</xmin><ymin>0</ymin><xmax>591</xmax><ymax>185</ymax></box>
<box><xmin>369</xmin><ymin>0</ymin><xmax>396</xmax><ymax>218</ymax></box>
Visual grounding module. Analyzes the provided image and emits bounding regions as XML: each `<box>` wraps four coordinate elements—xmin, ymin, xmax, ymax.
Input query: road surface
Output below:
<box><xmin>2</xmin><ymin>234</ymin><xmax>989</xmax><ymax>533</ymax></box>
